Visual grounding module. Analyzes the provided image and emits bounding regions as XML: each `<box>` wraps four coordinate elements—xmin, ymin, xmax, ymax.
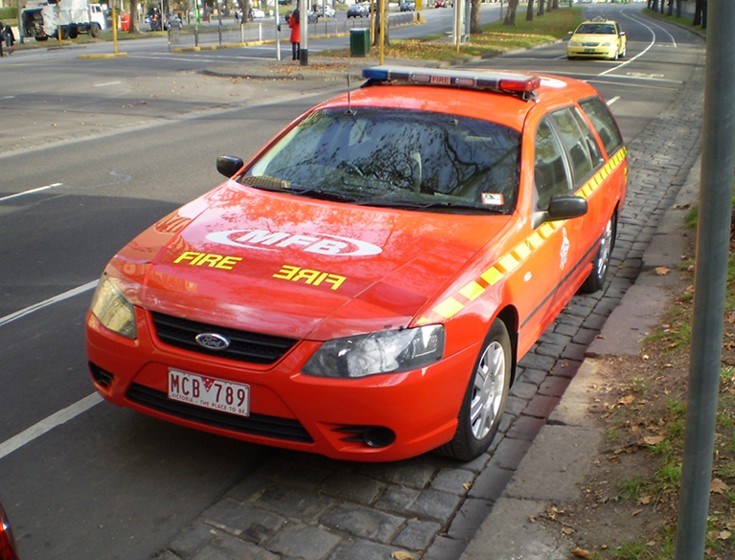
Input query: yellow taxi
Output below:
<box><xmin>86</xmin><ymin>66</ymin><xmax>627</xmax><ymax>462</ymax></box>
<box><xmin>567</xmin><ymin>18</ymin><xmax>627</xmax><ymax>60</ymax></box>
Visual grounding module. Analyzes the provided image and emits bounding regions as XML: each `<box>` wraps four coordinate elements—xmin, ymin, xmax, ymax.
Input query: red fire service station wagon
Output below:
<box><xmin>86</xmin><ymin>66</ymin><xmax>628</xmax><ymax>462</ymax></box>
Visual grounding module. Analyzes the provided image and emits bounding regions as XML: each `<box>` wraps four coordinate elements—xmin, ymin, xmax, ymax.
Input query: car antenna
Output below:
<box><xmin>346</xmin><ymin>72</ymin><xmax>354</xmax><ymax>114</ymax></box>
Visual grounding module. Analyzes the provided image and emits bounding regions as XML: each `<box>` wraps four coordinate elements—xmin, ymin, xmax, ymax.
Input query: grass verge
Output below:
<box><xmin>546</xmin><ymin>199</ymin><xmax>735</xmax><ymax>559</ymax></box>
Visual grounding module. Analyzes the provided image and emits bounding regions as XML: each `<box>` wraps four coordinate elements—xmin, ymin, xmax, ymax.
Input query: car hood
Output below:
<box><xmin>115</xmin><ymin>182</ymin><xmax>512</xmax><ymax>340</ymax></box>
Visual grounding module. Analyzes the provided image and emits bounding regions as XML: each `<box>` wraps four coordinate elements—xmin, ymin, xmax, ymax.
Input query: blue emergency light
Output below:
<box><xmin>362</xmin><ymin>65</ymin><xmax>541</xmax><ymax>97</ymax></box>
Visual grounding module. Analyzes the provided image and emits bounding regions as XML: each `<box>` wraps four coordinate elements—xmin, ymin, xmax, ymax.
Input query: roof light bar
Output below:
<box><xmin>362</xmin><ymin>65</ymin><xmax>541</xmax><ymax>96</ymax></box>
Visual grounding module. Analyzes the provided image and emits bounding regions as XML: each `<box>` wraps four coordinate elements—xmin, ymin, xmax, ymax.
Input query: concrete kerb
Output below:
<box><xmin>459</xmin><ymin>154</ymin><xmax>702</xmax><ymax>560</ymax></box>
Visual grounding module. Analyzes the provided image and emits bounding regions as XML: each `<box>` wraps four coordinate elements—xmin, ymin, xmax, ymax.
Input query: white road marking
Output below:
<box><xmin>0</xmin><ymin>280</ymin><xmax>102</xmax><ymax>459</ymax></box>
<box><xmin>94</xmin><ymin>80</ymin><xmax>122</xmax><ymax>87</ymax></box>
<box><xmin>0</xmin><ymin>280</ymin><xmax>98</xmax><ymax>328</ymax></box>
<box><xmin>0</xmin><ymin>393</ymin><xmax>103</xmax><ymax>460</ymax></box>
<box><xmin>0</xmin><ymin>183</ymin><xmax>64</xmax><ymax>203</ymax></box>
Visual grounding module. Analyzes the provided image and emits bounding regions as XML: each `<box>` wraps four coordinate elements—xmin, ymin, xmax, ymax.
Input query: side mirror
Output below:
<box><xmin>547</xmin><ymin>195</ymin><xmax>588</xmax><ymax>221</ymax></box>
<box><xmin>216</xmin><ymin>155</ymin><xmax>244</xmax><ymax>178</ymax></box>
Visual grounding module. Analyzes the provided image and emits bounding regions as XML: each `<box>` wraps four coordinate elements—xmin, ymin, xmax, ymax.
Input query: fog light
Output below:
<box><xmin>362</xmin><ymin>427</ymin><xmax>396</xmax><ymax>449</ymax></box>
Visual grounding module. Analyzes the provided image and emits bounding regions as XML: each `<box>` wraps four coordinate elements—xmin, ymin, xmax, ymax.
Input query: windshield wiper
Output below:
<box><xmin>357</xmin><ymin>198</ymin><xmax>505</xmax><ymax>213</ymax></box>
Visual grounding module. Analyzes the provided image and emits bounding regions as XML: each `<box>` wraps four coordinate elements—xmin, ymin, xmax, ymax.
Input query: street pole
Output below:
<box><xmin>274</xmin><ymin>6</ymin><xmax>280</xmax><ymax>60</ymax></box>
<box><xmin>112</xmin><ymin>1</ymin><xmax>119</xmax><ymax>54</ymax></box>
<box><xmin>379</xmin><ymin>0</ymin><xmax>385</xmax><ymax>64</ymax></box>
<box><xmin>674</xmin><ymin>0</ymin><xmax>735</xmax><ymax>558</ymax></box>
<box><xmin>217</xmin><ymin>0</ymin><xmax>223</xmax><ymax>45</ymax></box>
<box><xmin>16</xmin><ymin>0</ymin><xmax>23</xmax><ymax>44</ymax></box>
<box><xmin>299</xmin><ymin>0</ymin><xmax>308</xmax><ymax>65</ymax></box>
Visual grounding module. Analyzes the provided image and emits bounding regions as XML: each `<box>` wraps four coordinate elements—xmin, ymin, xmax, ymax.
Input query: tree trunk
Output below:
<box><xmin>693</xmin><ymin>0</ymin><xmax>705</xmax><ymax>27</ymax></box>
<box><xmin>372</xmin><ymin>0</ymin><xmax>390</xmax><ymax>46</ymax></box>
<box><xmin>503</xmin><ymin>0</ymin><xmax>518</xmax><ymax>25</ymax></box>
<box><xmin>470</xmin><ymin>0</ymin><xmax>482</xmax><ymax>34</ymax></box>
<box><xmin>526</xmin><ymin>0</ymin><xmax>534</xmax><ymax>21</ymax></box>
<box><xmin>129</xmin><ymin>0</ymin><xmax>138</xmax><ymax>33</ymax></box>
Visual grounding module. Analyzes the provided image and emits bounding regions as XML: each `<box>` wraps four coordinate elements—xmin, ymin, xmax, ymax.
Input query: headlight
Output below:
<box><xmin>570</xmin><ymin>40</ymin><xmax>580</xmax><ymax>46</ymax></box>
<box><xmin>90</xmin><ymin>274</ymin><xmax>137</xmax><ymax>339</ymax></box>
<box><xmin>303</xmin><ymin>325</ymin><xmax>445</xmax><ymax>379</ymax></box>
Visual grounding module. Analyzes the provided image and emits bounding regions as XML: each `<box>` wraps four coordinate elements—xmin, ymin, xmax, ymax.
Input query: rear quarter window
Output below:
<box><xmin>579</xmin><ymin>96</ymin><xmax>625</xmax><ymax>157</ymax></box>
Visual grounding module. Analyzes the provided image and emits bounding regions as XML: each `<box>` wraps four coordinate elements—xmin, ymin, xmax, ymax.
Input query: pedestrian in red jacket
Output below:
<box><xmin>288</xmin><ymin>9</ymin><xmax>300</xmax><ymax>61</ymax></box>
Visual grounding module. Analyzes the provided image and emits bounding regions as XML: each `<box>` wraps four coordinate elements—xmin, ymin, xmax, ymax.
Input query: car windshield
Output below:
<box><xmin>244</xmin><ymin>107</ymin><xmax>521</xmax><ymax>214</ymax></box>
<box><xmin>577</xmin><ymin>23</ymin><xmax>616</xmax><ymax>34</ymax></box>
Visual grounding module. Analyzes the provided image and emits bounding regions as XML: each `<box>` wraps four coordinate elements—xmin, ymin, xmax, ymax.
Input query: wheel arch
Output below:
<box><xmin>494</xmin><ymin>305</ymin><xmax>519</xmax><ymax>386</ymax></box>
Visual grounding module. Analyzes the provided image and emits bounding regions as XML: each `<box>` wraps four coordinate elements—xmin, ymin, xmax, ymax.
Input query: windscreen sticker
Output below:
<box><xmin>206</xmin><ymin>229</ymin><xmax>382</xmax><ymax>257</ymax></box>
<box><xmin>481</xmin><ymin>193</ymin><xmax>505</xmax><ymax>206</ymax></box>
<box><xmin>273</xmin><ymin>264</ymin><xmax>346</xmax><ymax>291</ymax></box>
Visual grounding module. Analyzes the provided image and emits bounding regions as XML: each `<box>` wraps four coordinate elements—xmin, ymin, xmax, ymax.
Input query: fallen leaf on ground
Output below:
<box><xmin>711</xmin><ymin>478</ymin><xmax>730</xmax><ymax>494</ymax></box>
<box><xmin>642</xmin><ymin>435</ymin><xmax>665</xmax><ymax>446</ymax></box>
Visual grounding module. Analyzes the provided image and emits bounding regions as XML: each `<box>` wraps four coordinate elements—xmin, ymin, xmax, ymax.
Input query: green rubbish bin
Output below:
<box><xmin>350</xmin><ymin>28</ymin><xmax>370</xmax><ymax>57</ymax></box>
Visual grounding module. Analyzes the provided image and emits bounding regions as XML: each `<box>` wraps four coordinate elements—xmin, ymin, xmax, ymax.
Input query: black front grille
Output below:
<box><xmin>127</xmin><ymin>383</ymin><xmax>313</xmax><ymax>443</ymax></box>
<box><xmin>151</xmin><ymin>312</ymin><xmax>298</xmax><ymax>364</ymax></box>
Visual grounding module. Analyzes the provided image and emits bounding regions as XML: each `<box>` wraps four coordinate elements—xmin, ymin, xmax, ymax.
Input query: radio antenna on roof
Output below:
<box><xmin>346</xmin><ymin>71</ymin><xmax>354</xmax><ymax>114</ymax></box>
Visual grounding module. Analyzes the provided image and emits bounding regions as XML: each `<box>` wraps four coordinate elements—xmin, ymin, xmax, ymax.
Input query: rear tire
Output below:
<box><xmin>436</xmin><ymin>319</ymin><xmax>512</xmax><ymax>461</ymax></box>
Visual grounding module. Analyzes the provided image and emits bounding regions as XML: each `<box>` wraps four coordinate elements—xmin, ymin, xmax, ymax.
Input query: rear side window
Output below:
<box><xmin>579</xmin><ymin>96</ymin><xmax>624</xmax><ymax>156</ymax></box>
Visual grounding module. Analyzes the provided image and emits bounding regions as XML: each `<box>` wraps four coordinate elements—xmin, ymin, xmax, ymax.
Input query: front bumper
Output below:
<box><xmin>567</xmin><ymin>45</ymin><xmax>618</xmax><ymax>59</ymax></box>
<box><xmin>85</xmin><ymin>308</ymin><xmax>480</xmax><ymax>462</ymax></box>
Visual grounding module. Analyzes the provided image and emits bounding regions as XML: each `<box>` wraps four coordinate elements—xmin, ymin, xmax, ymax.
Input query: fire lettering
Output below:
<box><xmin>273</xmin><ymin>264</ymin><xmax>346</xmax><ymax>291</ymax></box>
<box><xmin>174</xmin><ymin>251</ymin><xmax>243</xmax><ymax>270</ymax></box>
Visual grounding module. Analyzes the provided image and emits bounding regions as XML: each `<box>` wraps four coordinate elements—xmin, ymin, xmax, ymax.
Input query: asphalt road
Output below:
<box><xmin>0</xmin><ymin>4</ymin><xmax>705</xmax><ymax>559</ymax></box>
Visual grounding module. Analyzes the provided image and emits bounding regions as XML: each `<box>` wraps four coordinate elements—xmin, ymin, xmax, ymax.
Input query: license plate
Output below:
<box><xmin>168</xmin><ymin>369</ymin><xmax>250</xmax><ymax>417</ymax></box>
<box><xmin>584</xmin><ymin>48</ymin><xmax>596</xmax><ymax>53</ymax></box>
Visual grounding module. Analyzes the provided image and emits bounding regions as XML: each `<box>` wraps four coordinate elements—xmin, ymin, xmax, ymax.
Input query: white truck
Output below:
<box><xmin>21</xmin><ymin>0</ymin><xmax>107</xmax><ymax>41</ymax></box>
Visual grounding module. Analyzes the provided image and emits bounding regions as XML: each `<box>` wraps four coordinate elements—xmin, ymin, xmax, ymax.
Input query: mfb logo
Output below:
<box><xmin>206</xmin><ymin>229</ymin><xmax>382</xmax><ymax>257</ymax></box>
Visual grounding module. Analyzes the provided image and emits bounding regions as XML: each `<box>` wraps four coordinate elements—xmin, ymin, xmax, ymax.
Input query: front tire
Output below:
<box><xmin>580</xmin><ymin>211</ymin><xmax>617</xmax><ymax>293</ymax></box>
<box><xmin>437</xmin><ymin>319</ymin><xmax>512</xmax><ymax>461</ymax></box>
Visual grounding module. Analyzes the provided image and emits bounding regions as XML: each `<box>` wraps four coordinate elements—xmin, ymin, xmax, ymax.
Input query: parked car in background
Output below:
<box><xmin>163</xmin><ymin>13</ymin><xmax>183</xmax><ymax>30</ymax></box>
<box><xmin>399</xmin><ymin>0</ymin><xmax>415</xmax><ymax>11</ymax></box>
<box><xmin>308</xmin><ymin>6</ymin><xmax>334</xmax><ymax>21</ymax></box>
<box><xmin>347</xmin><ymin>2</ymin><xmax>370</xmax><ymax>17</ymax></box>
